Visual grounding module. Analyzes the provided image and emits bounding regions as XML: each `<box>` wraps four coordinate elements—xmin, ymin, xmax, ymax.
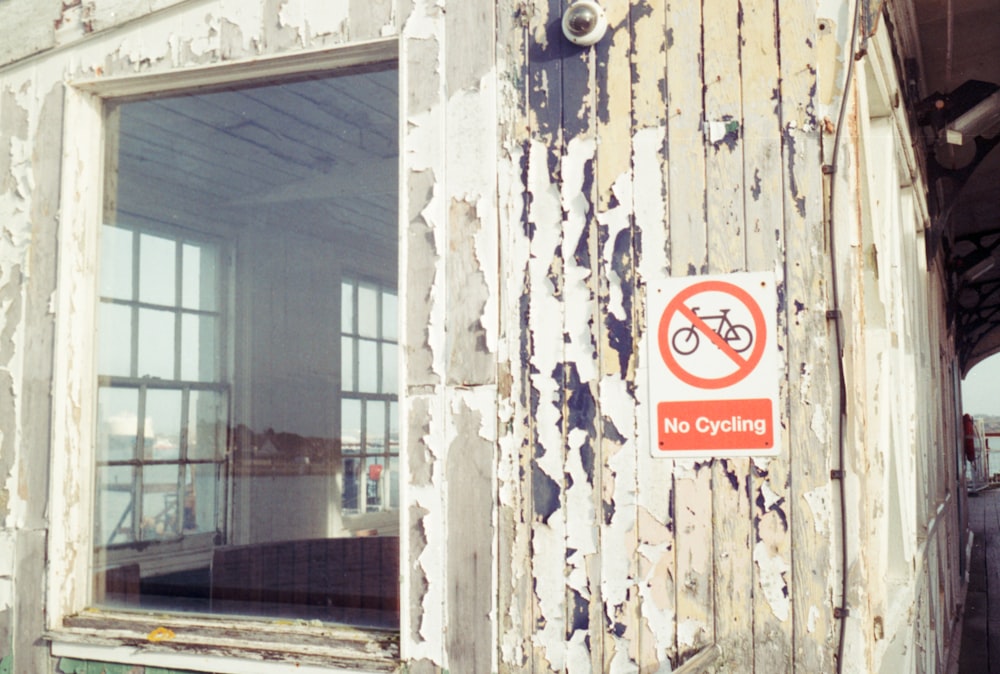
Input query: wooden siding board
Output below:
<box><xmin>558</xmin><ymin>16</ymin><xmax>602</xmax><ymax>672</ymax></box>
<box><xmin>0</xmin><ymin>0</ymin><xmax>61</xmax><ymax>67</ymax></box>
<box><xmin>445</xmin><ymin>390</ymin><xmax>496</xmax><ymax>674</ymax></box>
<box><xmin>665</xmin><ymin>0</ymin><xmax>714</xmax><ymax>665</ymax></box>
<box><xmin>496</xmin><ymin>3</ymin><xmax>533</xmax><ymax>671</ymax></box>
<box><xmin>630</xmin><ymin>0</ymin><xmax>675</xmax><ymax>668</ymax></box>
<box><xmin>739</xmin><ymin>0</ymin><xmax>794</xmax><ymax>670</ymax></box>
<box><xmin>776</xmin><ymin>0</ymin><xmax>839</xmax><ymax>671</ymax></box>
<box><xmin>400</xmin><ymin>1</ymin><xmax>448</xmax><ymax>666</ymax></box>
<box><xmin>594</xmin><ymin>0</ymin><xmax>640</xmax><ymax>670</ymax></box>
<box><xmin>702</xmin><ymin>0</ymin><xmax>754</xmax><ymax>667</ymax></box>
<box><xmin>524</xmin><ymin>0</ymin><xmax>568</xmax><ymax>671</ymax></box>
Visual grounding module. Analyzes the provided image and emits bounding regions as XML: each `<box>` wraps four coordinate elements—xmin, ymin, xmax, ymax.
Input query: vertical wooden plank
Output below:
<box><xmin>556</xmin><ymin>7</ymin><xmax>602</xmax><ymax>668</ymax></box>
<box><xmin>496</xmin><ymin>2</ymin><xmax>535</xmax><ymax>671</ymax></box>
<box><xmin>740</xmin><ymin>0</ymin><xmax>794</xmax><ymax>670</ymax></box>
<box><xmin>442</xmin><ymin>0</ymin><xmax>498</xmax><ymax>671</ymax></box>
<box><xmin>524</xmin><ymin>1</ymin><xmax>568</xmax><ymax>671</ymax></box>
<box><xmin>445</xmin><ymin>390</ymin><xmax>496</xmax><ymax>673</ymax></box>
<box><xmin>591</xmin><ymin>0</ymin><xmax>644</xmax><ymax>671</ymax></box>
<box><xmin>701</xmin><ymin>0</ymin><xmax>753</xmax><ymax>667</ymax></box>
<box><xmin>630</xmin><ymin>0</ymin><xmax>676</xmax><ymax>668</ymax></box>
<box><xmin>399</xmin><ymin>0</ymin><xmax>448</xmax><ymax>666</ymax></box>
<box><xmin>665</xmin><ymin>0</ymin><xmax>714</xmax><ymax>665</ymax></box>
<box><xmin>777</xmin><ymin>0</ymin><xmax>838</xmax><ymax>669</ymax></box>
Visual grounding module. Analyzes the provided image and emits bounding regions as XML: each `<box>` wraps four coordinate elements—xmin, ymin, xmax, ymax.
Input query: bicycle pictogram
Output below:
<box><xmin>670</xmin><ymin>307</ymin><xmax>753</xmax><ymax>356</ymax></box>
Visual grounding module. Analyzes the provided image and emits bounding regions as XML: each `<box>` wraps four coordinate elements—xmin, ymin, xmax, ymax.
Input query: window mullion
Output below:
<box><xmin>134</xmin><ymin>384</ymin><xmax>148</xmax><ymax>543</ymax></box>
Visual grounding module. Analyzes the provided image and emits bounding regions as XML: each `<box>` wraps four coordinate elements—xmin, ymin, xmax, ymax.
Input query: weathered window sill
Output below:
<box><xmin>47</xmin><ymin>611</ymin><xmax>399</xmax><ymax>674</ymax></box>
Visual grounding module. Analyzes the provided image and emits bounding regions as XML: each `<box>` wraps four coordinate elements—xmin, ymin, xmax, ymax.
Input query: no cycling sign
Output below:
<box><xmin>646</xmin><ymin>271</ymin><xmax>781</xmax><ymax>458</ymax></box>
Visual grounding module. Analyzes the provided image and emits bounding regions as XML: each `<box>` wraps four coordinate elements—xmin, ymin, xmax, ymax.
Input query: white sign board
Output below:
<box><xmin>646</xmin><ymin>271</ymin><xmax>781</xmax><ymax>458</ymax></box>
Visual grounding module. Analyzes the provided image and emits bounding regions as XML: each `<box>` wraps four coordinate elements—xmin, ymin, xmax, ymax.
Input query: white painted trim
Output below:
<box><xmin>48</xmin><ymin>81</ymin><xmax>106</xmax><ymax>628</ymax></box>
<box><xmin>46</xmin><ymin>39</ymin><xmax>404</xmax><ymax>666</ymax></box>
<box><xmin>70</xmin><ymin>37</ymin><xmax>397</xmax><ymax>99</ymax></box>
<box><xmin>51</xmin><ymin>640</ymin><xmax>383</xmax><ymax>674</ymax></box>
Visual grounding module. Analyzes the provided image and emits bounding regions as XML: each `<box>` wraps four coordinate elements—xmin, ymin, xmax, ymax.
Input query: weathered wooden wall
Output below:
<box><xmin>489</xmin><ymin>0</ymin><xmax>836</xmax><ymax>670</ymax></box>
<box><xmin>0</xmin><ymin>0</ymin><xmax>972</xmax><ymax>672</ymax></box>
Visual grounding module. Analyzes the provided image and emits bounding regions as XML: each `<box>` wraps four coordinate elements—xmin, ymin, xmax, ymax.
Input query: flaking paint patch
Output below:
<box><xmin>633</xmin><ymin>126</ymin><xmax>668</xmax><ymax>280</ymax></box>
<box><xmin>525</xmin><ymin>130</ymin><xmax>568</xmax><ymax>671</ymax></box>
<box><xmin>278</xmin><ymin>0</ymin><xmax>350</xmax><ymax>42</ymax></box>
<box><xmin>597</xmin><ymin>172</ymin><xmax>631</xmax><ymax>321</ymax></box>
<box><xmin>402</xmin><ymin>0</ymin><xmax>443</xmax><ymax>40</ymax></box>
<box><xmin>753</xmin><ymin>539</ymin><xmax>790</xmax><ymax>621</ymax></box>
<box><xmin>561</xmin><ymin>136</ymin><xmax>599</xmax><ymax>383</ymax></box>
<box><xmin>677</xmin><ymin>617</ymin><xmax>709</xmax><ymax>651</ymax></box>
<box><xmin>406</xmin><ymin>391</ymin><xmax>446</xmax><ymax>663</ymax></box>
<box><xmin>803</xmin><ymin>485</ymin><xmax>832</xmax><ymax>537</ymax></box>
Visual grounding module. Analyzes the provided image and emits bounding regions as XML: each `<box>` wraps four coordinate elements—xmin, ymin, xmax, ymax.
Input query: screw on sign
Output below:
<box><xmin>657</xmin><ymin>279</ymin><xmax>767</xmax><ymax>390</ymax></box>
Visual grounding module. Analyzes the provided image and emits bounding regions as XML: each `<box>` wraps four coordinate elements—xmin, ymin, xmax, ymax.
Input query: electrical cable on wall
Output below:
<box><xmin>823</xmin><ymin>0</ymin><xmax>864</xmax><ymax>671</ymax></box>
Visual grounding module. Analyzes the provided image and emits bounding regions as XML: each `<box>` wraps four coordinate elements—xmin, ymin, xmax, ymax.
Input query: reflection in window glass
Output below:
<box><xmin>100</xmin><ymin>225</ymin><xmax>132</xmax><ymax>300</ymax></box>
<box><xmin>144</xmin><ymin>389</ymin><xmax>182</xmax><ymax>461</ymax></box>
<box><xmin>342</xmin><ymin>398</ymin><xmax>362</xmax><ymax>454</ymax></box>
<box><xmin>139</xmin><ymin>234</ymin><xmax>176</xmax><ymax>307</ymax></box>
<box><xmin>188</xmin><ymin>390</ymin><xmax>225</xmax><ymax>461</ymax></box>
<box><xmin>94</xmin><ymin>64</ymin><xmax>399</xmax><ymax>627</ymax></box>
<box><xmin>97</xmin><ymin>387</ymin><xmax>139</xmax><ymax>462</ymax></box>
<box><xmin>182</xmin><ymin>243</ymin><xmax>217</xmax><ymax>311</ymax></box>
<box><xmin>340</xmin><ymin>280</ymin><xmax>398</xmax><ymax>516</ymax></box>
<box><xmin>96</xmin><ymin>465</ymin><xmax>136</xmax><ymax>545</ymax></box>
<box><xmin>137</xmin><ymin>308</ymin><xmax>175</xmax><ymax>378</ymax></box>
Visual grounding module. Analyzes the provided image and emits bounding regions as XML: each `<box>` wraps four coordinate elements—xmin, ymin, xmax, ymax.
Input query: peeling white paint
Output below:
<box><xmin>278</xmin><ymin>0</ymin><xmax>350</xmax><ymax>41</ymax></box>
<box><xmin>408</xmin><ymin>392</ymin><xmax>447</xmax><ymax>661</ymax></box>
<box><xmin>753</xmin><ymin>539</ymin><xmax>791</xmax><ymax>621</ymax></box>
<box><xmin>808</xmin><ymin>604</ymin><xmax>820</xmax><ymax>633</ymax></box>
<box><xmin>401</xmin><ymin>0</ymin><xmax>442</xmax><ymax>41</ymax></box>
<box><xmin>677</xmin><ymin>617</ymin><xmax>708</xmax><ymax>650</ymax></box>
<box><xmin>803</xmin><ymin>486</ymin><xmax>833</xmax><ymax>538</ymax></box>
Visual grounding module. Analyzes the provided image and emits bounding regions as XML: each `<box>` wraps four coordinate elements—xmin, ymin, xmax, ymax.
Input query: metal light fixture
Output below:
<box><xmin>562</xmin><ymin>1</ymin><xmax>608</xmax><ymax>46</ymax></box>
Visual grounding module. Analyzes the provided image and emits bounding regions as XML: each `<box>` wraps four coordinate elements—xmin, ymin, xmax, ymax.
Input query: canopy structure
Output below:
<box><xmin>909</xmin><ymin>0</ymin><xmax>1000</xmax><ymax>374</ymax></box>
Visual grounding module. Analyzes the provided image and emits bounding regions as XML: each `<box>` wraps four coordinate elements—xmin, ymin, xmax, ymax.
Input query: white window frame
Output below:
<box><xmin>47</xmin><ymin>39</ymin><xmax>402</xmax><ymax>673</ymax></box>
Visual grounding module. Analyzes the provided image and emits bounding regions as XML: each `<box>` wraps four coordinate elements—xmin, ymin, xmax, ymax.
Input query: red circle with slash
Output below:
<box><xmin>657</xmin><ymin>280</ymin><xmax>767</xmax><ymax>389</ymax></box>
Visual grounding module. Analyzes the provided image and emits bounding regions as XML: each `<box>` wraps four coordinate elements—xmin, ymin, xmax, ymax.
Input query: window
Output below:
<box><xmin>340</xmin><ymin>279</ymin><xmax>399</xmax><ymax>516</ymax></box>
<box><xmin>89</xmin><ymin>62</ymin><xmax>400</xmax><ymax>628</ymax></box>
<box><xmin>95</xmin><ymin>227</ymin><xmax>227</xmax><ymax>547</ymax></box>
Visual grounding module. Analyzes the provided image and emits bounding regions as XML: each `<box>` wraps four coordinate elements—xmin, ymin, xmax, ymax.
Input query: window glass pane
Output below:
<box><xmin>139</xmin><ymin>233</ymin><xmax>176</xmax><ymax>307</ymax></box>
<box><xmin>182</xmin><ymin>243</ymin><xmax>218</xmax><ymax>311</ymax></box>
<box><xmin>389</xmin><ymin>401</ymin><xmax>399</xmax><ymax>455</ymax></box>
<box><xmin>98</xmin><ymin>302</ymin><xmax>132</xmax><ymax>377</ymax></box>
<box><xmin>365</xmin><ymin>457</ymin><xmax>384</xmax><ymax>512</ymax></box>
<box><xmin>144</xmin><ymin>389</ymin><xmax>182</xmax><ymax>461</ymax></box>
<box><xmin>341</xmin><ymin>336</ymin><xmax>355</xmax><ymax>392</ymax></box>
<box><xmin>97</xmin><ymin>387</ymin><xmax>139</xmax><ymax>462</ymax></box>
<box><xmin>181</xmin><ymin>313</ymin><xmax>218</xmax><ymax>381</ymax></box>
<box><xmin>142</xmin><ymin>464</ymin><xmax>180</xmax><ymax>540</ymax></box>
<box><xmin>137</xmin><ymin>308</ymin><xmax>175</xmax><ymax>378</ymax></box>
<box><xmin>341</xmin><ymin>281</ymin><xmax>354</xmax><ymax>333</ymax></box>
<box><xmin>357</xmin><ymin>284</ymin><xmax>378</xmax><ymax>337</ymax></box>
<box><xmin>366</xmin><ymin>401</ymin><xmax>386</xmax><ymax>451</ymax></box>
<box><xmin>381</xmin><ymin>342</ymin><xmax>398</xmax><ymax>394</ymax></box>
<box><xmin>358</xmin><ymin>339</ymin><xmax>378</xmax><ymax>393</ymax></box>
<box><xmin>188</xmin><ymin>390</ymin><xmax>226</xmax><ymax>461</ymax></box>
<box><xmin>342</xmin><ymin>398</ymin><xmax>361</xmax><ymax>454</ymax></box>
<box><xmin>96</xmin><ymin>465</ymin><xmax>135</xmax><ymax>545</ymax></box>
<box><xmin>100</xmin><ymin>225</ymin><xmax>133</xmax><ymax>300</ymax></box>
<box><xmin>382</xmin><ymin>292</ymin><xmax>397</xmax><ymax>340</ymax></box>
<box><xmin>96</xmin><ymin>65</ymin><xmax>399</xmax><ymax>629</ymax></box>
<box><xmin>184</xmin><ymin>464</ymin><xmax>217</xmax><ymax>534</ymax></box>
<box><xmin>342</xmin><ymin>457</ymin><xmax>360</xmax><ymax>512</ymax></box>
